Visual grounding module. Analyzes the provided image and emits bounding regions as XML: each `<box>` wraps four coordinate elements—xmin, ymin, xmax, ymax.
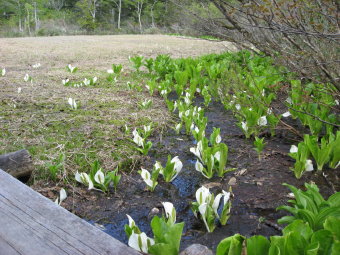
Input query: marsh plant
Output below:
<box><xmin>289</xmin><ymin>131</ymin><xmax>340</xmax><ymax>178</ymax></box>
<box><xmin>67</xmin><ymin>98</ymin><xmax>78</xmax><ymax>110</ymax></box>
<box><xmin>1</xmin><ymin>68</ymin><xmax>5</xmax><ymax>76</ymax></box>
<box><xmin>129</xmin><ymin>55</ymin><xmax>144</xmax><ymax>72</ymax></box>
<box><xmin>107</xmin><ymin>63</ymin><xmax>123</xmax><ymax>76</ymax></box>
<box><xmin>24</xmin><ymin>73</ymin><xmax>32</xmax><ymax>83</ymax></box>
<box><xmin>190</xmin><ymin>137</ymin><xmax>231</xmax><ymax>178</ymax></box>
<box><xmin>54</xmin><ymin>188</ymin><xmax>67</xmax><ymax>206</ymax></box>
<box><xmin>192</xmin><ymin>186</ymin><xmax>232</xmax><ymax>232</ymax></box>
<box><xmin>139</xmin><ymin>156</ymin><xmax>183</xmax><ymax>191</ymax></box>
<box><xmin>66</xmin><ymin>64</ymin><xmax>78</xmax><ymax>73</ymax></box>
<box><xmin>75</xmin><ymin>160</ymin><xmax>121</xmax><ymax>193</ymax></box>
<box><xmin>216</xmin><ymin>183</ymin><xmax>340</xmax><ymax>255</ymax></box>
<box><xmin>253</xmin><ymin>136</ymin><xmax>266</xmax><ymax>161</ymax></box>
<box><xmin>46</xmin><ymin>153</ymin><xmax>65</xmax><ymax>181</ymax></box>
<box><xmin>288</xmin><ymin>143</ymin><xmax>314</xmax><ymax>179</ymax></box>
<box><xmin>139</xmin><ymin>166</ymin><xmax>160</xmax><ymax>192</ymax></box>
<box><xmin>277</xmin><ymin>183</ymin><xmax>340</xmax><ymax>231</ymax></box>
<box><xmin>139</xmin><ymin>99</ymin><xmax>153</xmax><ymax>109</ymax></box>
<box><xmin>156</xmin><ymin>156</ymin><xmax>183</xmax><ymax>182</ymax></box>
<box><xmin>132</xmin><ymin>126</ymin><xmax>153</xmax><ymax>155</ymax></box>
<box><xmin>125</xmin><ymin>202</ymin><xmax>184</xmax><ymax>255</ymax></box>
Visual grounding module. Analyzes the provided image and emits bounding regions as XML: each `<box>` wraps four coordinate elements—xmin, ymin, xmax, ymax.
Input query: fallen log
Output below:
<box><xmin>0</xmin><ymin>149</ymin><xmax>33</xmax><ymax>178</ymax></box>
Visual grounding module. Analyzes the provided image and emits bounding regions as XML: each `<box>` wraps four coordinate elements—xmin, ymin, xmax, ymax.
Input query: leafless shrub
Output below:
<box><xmin>172</xmin><ymin>0</ymin><xmax>340</xmax><ymax>91</ymax></box>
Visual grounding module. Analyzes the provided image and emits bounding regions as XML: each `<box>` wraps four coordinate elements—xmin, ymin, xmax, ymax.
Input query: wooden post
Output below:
<box><xmin>0</xmin><ymin>150</ymin><xmax>34</xmax><ymax>178</ymax></box>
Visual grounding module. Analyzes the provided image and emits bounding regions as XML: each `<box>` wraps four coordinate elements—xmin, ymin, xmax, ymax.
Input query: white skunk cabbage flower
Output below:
<box><xmin>132</xmin><ymin>129</ymin><xmax>143</xmax><ymax>147</ymax></box>
<box><xmin>162</xmin><ymin>202</ymin><xmax>176</xmax><ymax>225</ymax></box>
<box><xmin>154</xmin><ymin>161</ymin><xmax>162</xmax><ymax>170</ymax></box>
<box><xmin>94</xmin><ymin>169</ymin><xmax>105</xmax><ymax>185</ymax></box>
<box><xmin>212</xmin><ymin>193</ymin><xmax>223</xmax><ymax>217</ymax></box>
<box><xmin>286</xmin><ymin>97</ymin><xmax>292</xmax><ymax>105</ymax></box>
<box><xmin>24</xmin><ymin>74</ymin><xmax>30</xmax><ymax>82</ymax></box>
<box><xmin>68</xmin><ymin>98</ymin><xmax>77</xmax><ymax>109</ymax></box>
<box><xmin>305</xmin><ymin>159</ymin><xmax>314</xmax><ymax>172</ymax></box>
<box><xmin>175</xmin><ymin>123</ymin><xmax>182</xmax><ymax>132</ymax></box>
<box><xmin>214</xmin><ymin>151</ymin><xmax>221</xmax><ymax>162</ymax></box>
<box><xmin>126</xmin><ymin>214</ymin><xmax>136</xmax><ymax>229</ymax></box>
<box><xmin>54</xmin><ymin>188</ymin><xmax>67</xmax><ymax>205</ymax></box>
<box><xmin>140</xmin><ymin>168</ymin><xmax>153</xmax><ymax>188</ymax></box>
<box><xmin>195</xmin><ymin>160</ymin><xmax>204</xmax><ymax>173</ymax></box>
<box><xmin>290</xmin><ymin>145</ymin><xmax>298</xmax><ymax>153</ymax></box>
<box><xmin>241</xmin><ymin>122</ymin><xmax>248</xmax><ymax>132</ymax></box>
<box><xmin>17</xmin><ymin>87</ymin><xmax>22</xmax><ymax>93</ymax></box>
<box><xmin>216</xmin><ymin>134</ymin><xmax>222</xmax><ymax>144</ymax></box>
<box><xmin>257</xmin><ymin>116</ymin><xmax>267</xmax><ymax>126</ymax></box>
<box><xmin>62</xmin><ymin>79</ymin><xmax>69</xmax><ymax>85</ymax></box>
<box><xmin>190</xmin><ymin>141</ymin><xmax>203</xmax><ymax>161</ymax></box>
<box><xmin>93</xmin><ymin>77</ymin><xmax>98</xmax><ymax>84</ymax></box>
<box><xmin>144</xmin><ymin>125</ymin><xmax>151</xmax><ymax>133</ymax></box>
<box><xmin>282</xmin><ymin>111</ymin><xmax>291</xmax><ymax>117</ymax></box>
<box><xmin>32</xmin><ymin>63</ymin><xmax>41</xmax><ymax>68</ymax></box>
<box><xmin>83</xmin><ymin>78</ymin><xmax>90</xmax><ymax>86</ymax></box>
<box><xmin>68</xmin><ymin>64</ymin><xmax>76</xmax><ymax>73</ymax></box>
<box><xmin>170</xmin><ymin>156</ymin><xmax>183</xmax><ymax>181</ymax></box>
<box><xmin>196</xmin><ymin>186</ymin><xmax>211</xmax><ymax>205</ymax></box>
<box><xmin>1</xmin><ymin>68</ymin><xmax>5</xmax><ymax>76</ymax></box>
<box><xmin>107</xmin><ymin>69</ymin><xmax>114</xmax><ymax>74</ymax></box>
<box><xmin>128</xmin><ymin>232</ymin><xmax>154</xmax><ymax>253</ymax></box>
<box><xmin>222</xmin><ymin>190</ymin><xmax>231</xmax><ymax>205</ymax></box>
<box><xmin>235</xmin><ymin>104</ymin><xmax>241</xmax><ymax>111</ymax></box>
<box><xmin>75</xmin><ymin>172</ymin><xmax>94</xmax><ymax>190</ymax></box>
<box><xmin>198</xmin><ymin>203</ymin><xmax>210</xmax><ymax>232</ymax></box>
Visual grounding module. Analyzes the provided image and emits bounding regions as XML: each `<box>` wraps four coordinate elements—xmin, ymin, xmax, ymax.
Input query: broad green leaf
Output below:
<box><xmin>216</xmin><ymin>234</ymin><xmax>245</xmax><ymax>255</ymax></box>
<box><xmin>269</xmin><ymin>236</ymin><xmax>285</xmax><ymax>255</ymax></box>
<box><xmin>284</xmin><ymin>231</ymin><xmax>307</xmax><ymax>255</ymax></box>
<box><xmin>305</xmin><ymin>242</ymin><xmax>319</xmax><ymax>255</ymax></box>
<box><xmin>148</xmin><ymin>243</ymin><xmax>177</xmax><ymax>255</ymax></box>
<box><xmin>315</xmin><ymin>207</ymin><xmax>340</xmax><ymax>230</ymax></box>
<box><xmin>328</xmin><ymin>193</ymin><xmax>340</xmax><ymax>207</ymax></box>
<box><xmin>277</xmin><ymin>216</ymin><xmax>296</xmax><ymax>225</ymax></box>
<box><xmin>282</xmin><ymin>220</ymin><xmax>313</xmax><ymax>241</ymax></box>
<box><xmin>331</xmin><ymin>240</ymin><xmax>340</xmax><ymax>255</ymax></box>
<box><xmin>150</xmin><ymin>216</ymin><xmax>184</xmax><ymax>254</ymax></box>
<box><xmin>311</xmin><ymin>229</ymin><xmax>334</xmax><ymax>255</ymax></box>
<box><xmin>324</xmin><ymin>217</ymin><xmax>340</xmax><ymax>241</ymax></box>
<box><xmin>246</xmin><ymin>235</ymin><xmax>270</xmax><ymax>255</ymax></box>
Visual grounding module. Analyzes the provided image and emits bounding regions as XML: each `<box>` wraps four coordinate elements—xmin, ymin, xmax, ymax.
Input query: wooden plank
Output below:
<box><xmin>0</xmin><ymin>237</ymin><xmax>21</xmax><ymax>255</ymax></box>
<box><xmin>0</xmin><ymin>169</ymin><xmax>140</xmax><ymax>255</ymax></box>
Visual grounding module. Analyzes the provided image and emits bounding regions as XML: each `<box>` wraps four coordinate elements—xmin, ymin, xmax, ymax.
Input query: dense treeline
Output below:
<box><xmin>0</xmin><ymin>0</ymin><xmax>188</xmax><ymax>36</ymax></box>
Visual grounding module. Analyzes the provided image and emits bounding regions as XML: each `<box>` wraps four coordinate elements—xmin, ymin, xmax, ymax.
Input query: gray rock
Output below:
<box><xmin>180</xmin><ymin>244</ymin><xmax>213</xmax><ymax>255</ymax></box>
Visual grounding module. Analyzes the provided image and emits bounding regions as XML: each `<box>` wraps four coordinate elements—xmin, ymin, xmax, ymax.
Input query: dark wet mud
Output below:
<box><xmin>36</xmin><ymin>96</ymin><xmax>339</xmax><ymax>252</ymax></box>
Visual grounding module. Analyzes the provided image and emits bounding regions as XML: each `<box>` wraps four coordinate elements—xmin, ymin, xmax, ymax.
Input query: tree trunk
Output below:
<box><xmin>151</xmin><ymin>0</ymin><xmax>158</xmax><ymax>28</ymax></box>
<box><xmin>118</xmin><ymin>0</ymin><xmax>121</xmax><ymax>29</ymax></box>
<box><xmin>0</xmin><ymin>150</ymin><xmax>34</xmax><ymax>179</ymax></box>
<box><xmin>34</xmin><ymin>2</ymin><xmax>39</xmax><ymax>31</ymax></box>
<box><xmin>137</xmin><ymin>1</ymin><xmax>143</xmax><ymax>33</ymax></box>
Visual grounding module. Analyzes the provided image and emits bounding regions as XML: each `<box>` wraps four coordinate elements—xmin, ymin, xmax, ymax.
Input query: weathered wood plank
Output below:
<box><xmin>0</xmin><ymin>237</ymin><xmax>21</xmax><ymax>255</ymax></box>
<box><xmin>0</xmin><ymin>169</ymin><xmax>140</xmax><ymax>255</ymax></box>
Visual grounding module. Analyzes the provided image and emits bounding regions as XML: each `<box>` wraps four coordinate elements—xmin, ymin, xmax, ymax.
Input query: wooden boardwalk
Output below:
<box><xmin>0</xmin><ymin>169</ymin><xmax>139</xmax><ymax>255</ymax></box>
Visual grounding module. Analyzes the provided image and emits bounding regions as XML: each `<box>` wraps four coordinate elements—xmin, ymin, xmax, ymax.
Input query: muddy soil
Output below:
<box><xmin>36</xmin><ymin>94</ymin><xmax>340</xmax><ymax>252</ymax></box>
